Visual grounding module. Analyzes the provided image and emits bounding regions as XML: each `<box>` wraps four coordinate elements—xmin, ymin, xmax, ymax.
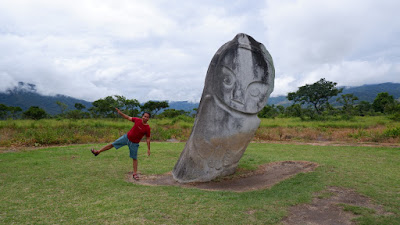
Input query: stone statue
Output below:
<box><xmin>173</xmin><ymin>33</ymin><xmax>275</xmax><ymax>183</ymax></box>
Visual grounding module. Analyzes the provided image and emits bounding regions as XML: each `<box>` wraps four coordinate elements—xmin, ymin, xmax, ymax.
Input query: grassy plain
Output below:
<box><xmin>0</xmin><ymin>116</ymin><xmax>399</xmax><ymax>147</ymax></box>
<box><xmin>0</xmin><ymin>142</ymin><xmax>399</xmax><ymax>224</ymax></box>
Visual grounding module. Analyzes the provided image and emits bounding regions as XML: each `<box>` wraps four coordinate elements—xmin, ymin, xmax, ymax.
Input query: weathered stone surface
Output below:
<box><xmin>172</xmin><ymin>33</ymin><xmax>275</xmax><ymax>183</ymax></box>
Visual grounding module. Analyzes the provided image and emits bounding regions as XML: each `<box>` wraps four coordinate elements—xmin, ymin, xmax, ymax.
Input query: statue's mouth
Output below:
<box><xmin>231</xmin><ymin>99</ymin><xmax>244</xmax><ymax>106</ymax></box>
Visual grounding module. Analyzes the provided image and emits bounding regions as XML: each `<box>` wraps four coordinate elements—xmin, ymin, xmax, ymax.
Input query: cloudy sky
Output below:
<box><xmin>1</xmin><ymin>0</ymin><xmax>399</xmax><ymax>102</ymax></box>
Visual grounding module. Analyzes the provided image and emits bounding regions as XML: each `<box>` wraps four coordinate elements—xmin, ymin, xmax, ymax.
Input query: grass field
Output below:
<box><xmin>1</xmin><ymin>142</ymin><xmax>399</xmax><ymax>224</ymax></box>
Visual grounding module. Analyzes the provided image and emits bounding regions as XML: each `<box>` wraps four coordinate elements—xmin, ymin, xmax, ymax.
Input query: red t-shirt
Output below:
<box><xmin>127</xmin><ymin>117</ymin><xmax>151</xmax><ymax>143</ymax></box>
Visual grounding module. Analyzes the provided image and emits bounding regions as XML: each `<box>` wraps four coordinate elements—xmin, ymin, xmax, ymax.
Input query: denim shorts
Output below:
<box><xmin>112</xmin><ymin>134</ymin><xmax>140</xmax><ymax>159</ymax></box>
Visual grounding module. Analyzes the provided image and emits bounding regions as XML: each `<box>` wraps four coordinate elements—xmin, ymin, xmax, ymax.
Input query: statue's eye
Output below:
<box><xmin>249</xmin><ymin>87</ymin><xmax>260</xmax><ymax>97</ymax></box>
<box><xmin>222</xmin><ymin>67</ymin><xmax>235</xmax><ymax>88</ymax></box>
<box><xmin>223</xmin><ymin>74</ymin><xmax>234</xmax><ymax>86</ymax></box>
<box><xmin>247</xmin><ymin>82</ymin><xmax>266</xmax><ymax>97</ymax></box>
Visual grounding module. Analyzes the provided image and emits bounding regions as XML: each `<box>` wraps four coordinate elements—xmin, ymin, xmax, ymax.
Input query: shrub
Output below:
<box><xmin>348</xmin><ymin>129</ymin><xmax>368</xmax><ymax>139</ymax></box>
<box><xmin>388</xmin><ymin>113</ymin><xmax>400</xmax><ymax>122</ymax></box>
<box><xmin>23</xmin><ymin>106</ymin><xmax>48</xmax><ymax>120</ymax></box>
<box><xmin>383</xmin><ymin>127</ymin><xmax>400</xmax><ymax>138</ymax></box>
<box><xmin>171</xmin><ymin>115</ymin><xmax>194</xmax><ymax>125</ymax></box>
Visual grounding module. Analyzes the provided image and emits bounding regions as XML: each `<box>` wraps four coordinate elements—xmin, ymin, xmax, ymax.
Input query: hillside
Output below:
<box><xmin>340</xmin><ymin>82</ymin><xmax>400</xmax><ymax>101</ymax></box>
<box><xmin>268</xmin><ymin>82</ymin><xmax>400</xmax><ymax>106</ymax></box>
<box><xmin>0</xmin><ymin>82</ymin><xmax>92</xmax><ymax>115</ymax></box>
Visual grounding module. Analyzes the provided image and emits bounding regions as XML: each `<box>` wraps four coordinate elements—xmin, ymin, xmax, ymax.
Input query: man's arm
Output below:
<box><xmin>146</xmin><ymin>136</ymin><xmax>151</xmax><ymax>156</ymax></box>
<box><xmin>115</xmin><ymin>108</ymin><xmax>132</xmax><ymax>121</ymax></box>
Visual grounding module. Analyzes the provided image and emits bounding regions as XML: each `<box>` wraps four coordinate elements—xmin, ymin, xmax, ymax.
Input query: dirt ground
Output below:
<box><xmin>282</xmin><ymin>186</ymin><xmax>391</xmax><ymax>225</ymax></box>
<box><xmin>127</xmin><ymin>161</ymin><xmax>318</xmax><ymax>192</ymax></box>
<box><xmin>127</xmin><ymin>161</ymin><xmax>390</xmax><ymax>224</ymax></box>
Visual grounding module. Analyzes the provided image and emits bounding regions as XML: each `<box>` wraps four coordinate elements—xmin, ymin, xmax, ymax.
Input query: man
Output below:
<box><xmin>91</xmin><ymin>108</ymin><xmax>151</xmax><ymax>180</ymax></box>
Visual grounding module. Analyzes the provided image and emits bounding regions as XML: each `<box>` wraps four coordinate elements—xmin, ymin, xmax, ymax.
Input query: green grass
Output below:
<box><xmin>1</xmin><ymin>116</ymin><xmax>398</xmax><ymax>147</ymax></box>
<box><xmin>0</xmin><ymin>118</ymin><xmax>191</xmax><ymax>147</ymax></box>
<box><xmin>258</xmin><ymin>116</ymin><xmax>391</xmax><ymax>129</ymax></box>
<box><xmin>1</xmin><ymin>143</ymin><xmax>399</xmax><ymax>224</ymax></box>
<box><xmin>339</xmin><ymin>204</ymin><xmax>376</xmax><ymax>215</ymax></box>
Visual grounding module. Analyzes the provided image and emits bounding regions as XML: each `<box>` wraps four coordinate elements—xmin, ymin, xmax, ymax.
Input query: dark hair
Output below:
<box><xmin>142</xmin><ymin>112</ymin><xmax>151</xmax><ymax>118</ymax></box>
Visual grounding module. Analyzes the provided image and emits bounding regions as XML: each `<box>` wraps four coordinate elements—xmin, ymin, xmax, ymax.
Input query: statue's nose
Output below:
<box><xmin>232</xmin><ymin>84</ymin><xmax>245</xmax><ymax>105</ymax></box>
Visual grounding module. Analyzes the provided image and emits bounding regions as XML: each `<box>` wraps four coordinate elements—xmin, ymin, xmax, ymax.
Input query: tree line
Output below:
<box><xmin>1</xmin><ymin>78</ymin><xmax>399</xmax><ymax>120</ymax></box>
<box><xmin>0</xmin><ymin>95</ymin><xmax>191</xmax><ymax>120</ymax></box>
<box><xmin>258</xmin><ymin>78</ymin><xmax>400</xmax><ymax>121</ymax></box>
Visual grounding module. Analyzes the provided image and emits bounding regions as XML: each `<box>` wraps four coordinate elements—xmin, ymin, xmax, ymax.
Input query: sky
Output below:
<box><xmin>0</xmin><ymin>0</ymin><xmax>399</xmax><ymax>103</ymax></box>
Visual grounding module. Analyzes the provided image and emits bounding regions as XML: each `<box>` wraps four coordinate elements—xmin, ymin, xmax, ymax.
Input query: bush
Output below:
<box><xmin>171</xmin><ymin>115</ymin><xmax>194</xmax><ymax>124</ymax></box>
<box><xmin>158</xmin><ymin>109</ymin><xmax>189</xmax><ymax>118</ymax></box>
<box><xmin>64</xmin><ymin>110</ymin><xmax>90</xmax><ymax>119</ymax></box>
<box><xmin>383</xmin><ymin>127</ymin><xmax>400</xmax><ymax>138</ymax></box>
<box><xmin>388</xmin><ymin>113</ymin><xmax>400</xmax><ymax>122</ymax></box>
<box><xmin>23</xmin><ymin>106</ymin><xmax>48</xmax><ymax>120</ymax></box>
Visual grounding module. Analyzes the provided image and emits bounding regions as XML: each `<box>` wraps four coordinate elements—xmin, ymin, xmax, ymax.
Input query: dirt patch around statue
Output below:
<box><xmin>126</xmin><ymin>161</ymin><xmax>318</xmax><ymax>192</ymax></box>
<box><xmin>282</xmin><ymin>186</ymin><xmax>392</xmax><ymax>225</ymax></box>
<box><xmin>127</xmin><ymin>161</ymin><xmax>392</xmax><ymax>224</ymax></box>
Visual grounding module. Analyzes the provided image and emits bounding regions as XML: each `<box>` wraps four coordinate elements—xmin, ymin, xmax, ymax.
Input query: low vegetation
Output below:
<box><xmin>0</xmin><ymin>116</ymin><xmax>399</xmax><ymax>148</ymax></box>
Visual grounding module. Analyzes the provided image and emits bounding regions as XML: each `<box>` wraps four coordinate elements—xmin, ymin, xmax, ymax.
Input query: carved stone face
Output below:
<box><xmin>212</xmin><ymin>36</ymin><xmax>273</xmax><ymax>114</ymax></box>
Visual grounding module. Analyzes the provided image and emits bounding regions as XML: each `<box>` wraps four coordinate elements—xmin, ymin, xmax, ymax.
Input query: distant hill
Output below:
<box><xmin>267</xmin><ymin>82</ymin><xmax>400</xmax><ymax>107</ymax></box>
<box><xmin>1</xmin><ymin>82</ymin><xmax>399</xmax><ymax>115</ymax></box>
<box><xmin>0</xmin><ymin>82</ymin><xmax>92</xmax><ymax>115</ymax></box>
<box><xmin>267</xmin><ymin>95</ymin><xmax>290</xmax><ymax>106</ymax></box>
<box><xmin>167</xmin><ymin>101</ymin><xmax>198</xmax><ymax>112</ymax></box>
<box><xmin>340</xmin><ymin>82</ymin><xmax>400</xmax><ymax>102</ymax></box>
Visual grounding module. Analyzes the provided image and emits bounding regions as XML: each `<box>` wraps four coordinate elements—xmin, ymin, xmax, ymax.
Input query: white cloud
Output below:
<box><xmin>309</xmin><ymin>60</ymin><xmax>396</xmax><ymax>86</ymax></box>
<box><xmin>262</xmin><ymin>0</ymin><xmax>400</xmax><ymax>95</ymax></box>
<box><xmin>0</xmin><ymin>0</ymin><xmax>399</xmax><ymax>103</ymax></box>
<box><xmin>0</xmin><ymin>72</ymin><xmax>16</xmax><ymax>91</ymax></box>
<box><xmin>273</xmin><ymin>75</ymin><xmax>296</xmax><ymax>96</ymax></box>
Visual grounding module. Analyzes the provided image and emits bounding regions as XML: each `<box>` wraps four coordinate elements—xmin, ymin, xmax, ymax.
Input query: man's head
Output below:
<box><xmin>142</xmin><ymin>112</ymin><xmax>151</xmax><ymax>123</ymax></box>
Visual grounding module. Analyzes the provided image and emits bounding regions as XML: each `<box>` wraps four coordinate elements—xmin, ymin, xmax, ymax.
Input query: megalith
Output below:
<box><xmin>172</xmin><ymin>33</ymin><xmax>275</xmax><ymax>183</ymax></box>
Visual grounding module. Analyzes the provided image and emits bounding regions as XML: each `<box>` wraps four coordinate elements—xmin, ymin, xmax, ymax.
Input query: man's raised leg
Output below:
<box><xmin>91</xmin><ymin>143</ymin><xmax>114</xmax><ymax>156</ymax></box>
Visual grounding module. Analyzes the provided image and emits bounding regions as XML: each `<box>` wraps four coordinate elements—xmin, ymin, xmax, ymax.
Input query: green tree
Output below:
<box><xmin>65</xmin><ymin>110</ymin><xmax>90</xmax><ymax>120</ymax></box>
<box><xmin>356</xmin><ymin>101</ymin><xmax>373</xmax><ymax>116</ymax></box>
<box><xmin>115</xmin><ymin>95</ymin><xmax>140</xmax><ymax>116</ymax></box>
<box><xmin>190</xmin><ymin>108</ymin><xmax>198</xmax><ymax>117</ymax></box>
<box><xmin>8</xmin><ymin>106</ymin><xmax>23</xmax><ymax>119</ymax></box>
<box><xmin>23</xmin><ymin>106</ymin><xmax>48</xmax><ymax>120</ymax></box>
<box><xmin>114</xmin><ymin>95</ymin><xmax>129</xmax><ymax>110</ymax></box>
<box><xmin>69</xmin><ymin>103</ymin><xmax>89</xmax><ymax>119</ymax></box>
<box><xmin>141</xmin><ymin>100</ymin><xmax>169</xmax><ymax>117</ymax></box>
<box><xmin>159</xmin><ymin>109</ymin><xmax>188</xmax><ymax>118</ymax></box>
<box><xmin>89</xmin><ymin>96</ymin><xmax>119</xmax><ymax>118</ymax></box>
<box><xmin>388</xmin><ymin>103</ymin><xmax>400</xmax><ymax>121</ymax></box>
<box><xmin>336</xmin><ymin>94</ymin><xmax>358</xmax><ymax>115</ymax></box>
<box><xmin>0</xmin><ymin>104</ymin><xmax>8</xmax><ymax>119</ymax></box>
<box><xmin>287</xmin><ymin>78</ymin><xmax>343</xmax><ymax>115</ymax></box>
<box><xmin>90</xmin><ymin>95</ymin><xmax>141</xmax><ymax>118</ymax></box>
<box><xmin>276</xmin><ymin>105</ymin><xmax>285</xmax><ymax>115</ymax></box>
<box><xmin>284</xmin><ymin>104</ymin><xmax>304</xmax><ymax>119</ymax></box>
<box><xmin>258</xmin><ymin>105</ymin><xmax>279</xmax><ymax>118</ymax></box>
<box><xmin>125</xmin><ymin>99</ymin><xmax>140</xmax><ymax>116</ymax></box>
<box><xmin>74</xmin><ymin>103</ymin><xmax>86</xmax><ymax>111</ymax></box>
<box><xmin>56</xmin><ymin>101</ymin><xmax>68</xmax><ymax>115</ymax></box>
<box><xmin>0</xmin><ymin>104</ymin><xmax>22</xmax><ymax>119</ymax></box>
<box><xmin>372</xmin><ymin>92</ymin><xmax>395</xmax><ymax>113</ymax></box>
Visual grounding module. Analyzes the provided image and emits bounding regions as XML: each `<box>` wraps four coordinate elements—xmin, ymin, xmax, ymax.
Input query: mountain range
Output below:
<box><xmin>1</xmin><ymin>82</ymin><xmax>400</xmax><ymax>115</ymax></box>
<box><xmin>268</xmin><ymin>82</ymin><xmax>400</xmax><ymax>107</ymax></box>
<box><xmin>0</xmin><ymin>82</ymin><xmax>92</xmax><ymax>115</ymax></box>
